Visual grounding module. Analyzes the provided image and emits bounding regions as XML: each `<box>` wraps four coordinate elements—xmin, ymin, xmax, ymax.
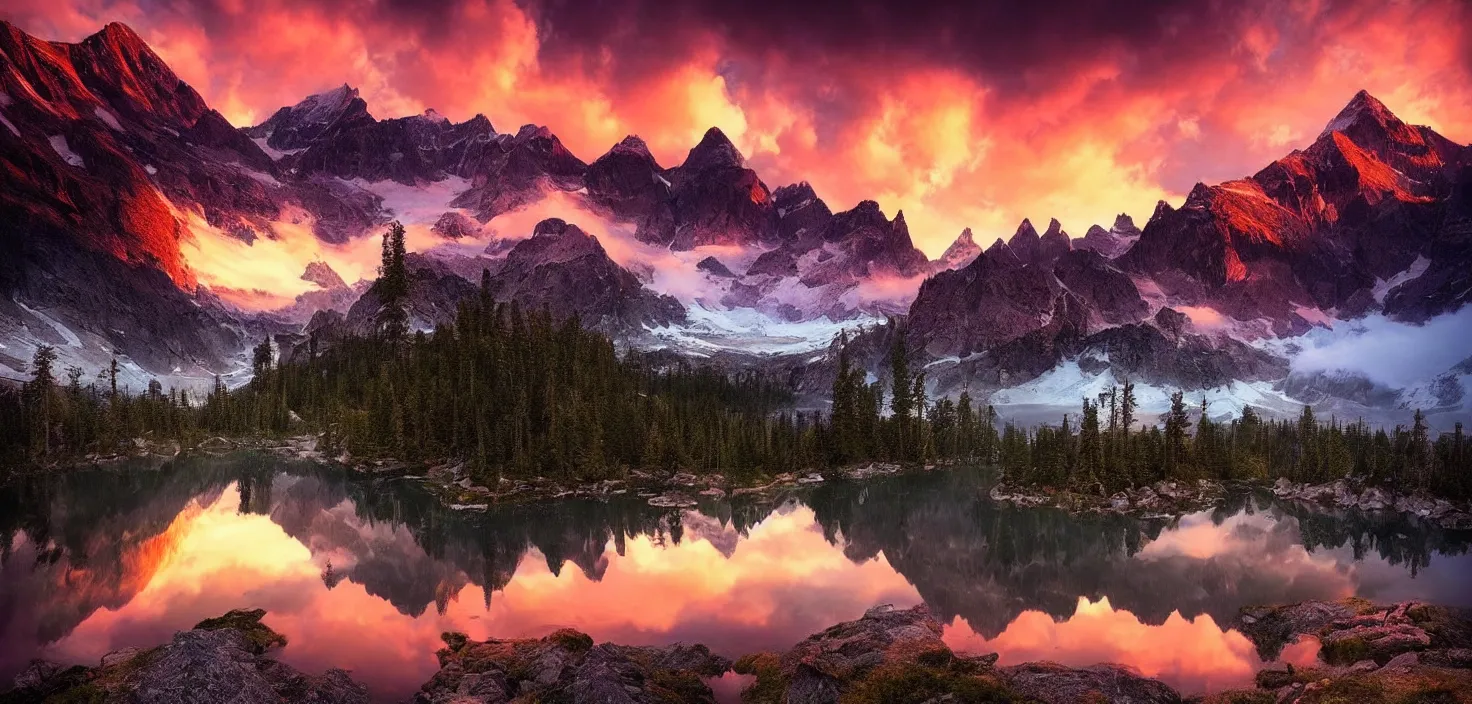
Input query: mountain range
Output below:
<box><xmin>1</xmin><ymin>21</ymin><xmax>1469</xmax><ymax>425</ymax></box>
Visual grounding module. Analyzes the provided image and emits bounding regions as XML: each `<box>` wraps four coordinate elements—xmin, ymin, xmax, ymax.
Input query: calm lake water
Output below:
<box><xmin>2</xmin><ymin>454</ymin><xmax>1470</xmax><ymax>701</ymax></box>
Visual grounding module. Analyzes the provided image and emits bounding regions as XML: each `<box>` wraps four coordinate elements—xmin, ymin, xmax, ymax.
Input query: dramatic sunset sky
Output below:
<box><xmin>6</xmin><ymin>0</ymin><xmax>1471</xmax><ymax>254</ymax></box>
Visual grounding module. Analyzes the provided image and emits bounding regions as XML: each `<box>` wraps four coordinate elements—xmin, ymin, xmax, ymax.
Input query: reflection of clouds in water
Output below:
<box><xmin>474</xmin><ymin>506</ymin><xmax>920</xmax><ymax>651</ymax></box>
<box><xmin>944</xmin><ymin>597</ymin><xmax>1262</xmax><ymax>694</ymax></box>
<box><xmin>8</xmin><ymin>468</ymin><xmax>1472</xmax><ymax>703</ymax></box>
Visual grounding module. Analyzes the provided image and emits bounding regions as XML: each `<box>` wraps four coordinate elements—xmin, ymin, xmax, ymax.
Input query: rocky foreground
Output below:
<box><xmin>9</xmin><ymin>599</ymin><xmax>1472</xmax><ymax>703</ymax></box>
<box><xmin>2</xmin><ymin>609</ymin><xmax>368</xmax><ymax>704</ymax></box>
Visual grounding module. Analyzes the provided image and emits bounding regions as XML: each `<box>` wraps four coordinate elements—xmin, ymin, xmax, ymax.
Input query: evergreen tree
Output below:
<box><xmin>377</xmin><ymin>221</ymin><xmax>410</xmax><ymax>341</ymax></box>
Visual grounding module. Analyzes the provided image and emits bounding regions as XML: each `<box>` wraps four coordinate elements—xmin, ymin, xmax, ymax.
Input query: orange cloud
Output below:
<box><xmin>3</xmin><ymin>0</ymin><xmax>1468</xmax><ymax>262</ymax></box>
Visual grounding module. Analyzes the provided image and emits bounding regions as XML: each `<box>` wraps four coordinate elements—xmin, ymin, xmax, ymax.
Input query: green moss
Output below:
<box><xmin>1201</xmin><ymin>691</ymin><xmax>1276</xmax><ymax>704</ymax></box>
<box><xmin>547</xmin><ymin>628</ymin><xmax>594</xmax><ymax>653</ymax></box>
<box><xmin>1318</xmin><ymin>636</ymin><xmax>1370</xmax><ymax>665</ymax></box>
<box><xmin>440</xmin><ymin>632</ymin><xmax>469</xmax><ymax>652</ymax></box>
<box><xmin>648</xmin><ymin>669</ymin><xmax>714</xmax><ymax>704</ymax></box>
<box><xmin>0</xmin><ymin>666</ymin><xmax>102</xmax><ymax>704</ymax></box>
<box><xmin>839</xmin><ymin>661</ymin><xmax>1022</xmax><ymax>704</ymax></box>
<box><xmin>192</xmin><ymin>608</ymin><xmax>287</xmax><ymax>655</ymax></box>
<box><xmin>733</xmin><ymin>653</ymin><xmax>788</xmax><ymax>704</ymax></box>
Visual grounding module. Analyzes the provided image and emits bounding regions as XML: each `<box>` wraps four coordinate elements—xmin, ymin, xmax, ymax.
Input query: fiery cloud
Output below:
<box><xmin>4</xmin><ymin>0</ymin><xmax>1470</xmax><ymax>256</ymax></box>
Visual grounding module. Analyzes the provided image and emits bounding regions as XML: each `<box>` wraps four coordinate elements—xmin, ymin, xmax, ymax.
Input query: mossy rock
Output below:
<box><xmin>648</xmin><ymin>669</ymin><xmax>713</xmax><ymax>704</ymax></box>
<box><xmin>1319</xmin><ymin>636</ymin><xmax>1372</xmax><ymax>666</ymax></box>
<box><xmin>1196</xmin><ymin>691</ymin><xmax>1277</xmax><ymax>704</ymax></box>
<box><xmin>840</xmin><ymin>660</ymin><xmax>1022</xmax><ymax>704</ymax></box>
<box><xmin>547</xmin><ymin>628</ymin><xmax>594</xmax><ymax>653</ymax></box>
<box><xmin>733</xmin><ymin>652</ymin><xmax>787</xmax><ymax>704</ymax></box>
<box><xmin>192</xmin><ymin>608</ymin><xmax>287</xmax><ymax>655</ymax></box>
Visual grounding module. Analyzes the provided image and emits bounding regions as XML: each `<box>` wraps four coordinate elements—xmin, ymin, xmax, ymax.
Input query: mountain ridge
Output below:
<box><xmin>2</xmin><ymin>20</ymin><xmax>1469</xmax><ymax>427</ymax></box>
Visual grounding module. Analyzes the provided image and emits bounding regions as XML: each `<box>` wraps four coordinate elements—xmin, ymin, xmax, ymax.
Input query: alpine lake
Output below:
<box><xmin>2</xmin><ymin>453</ymin><xmax>1469</xmax><ymax>702</ymax></box>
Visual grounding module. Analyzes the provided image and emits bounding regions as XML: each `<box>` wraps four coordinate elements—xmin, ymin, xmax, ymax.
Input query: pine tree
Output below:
<box><xmin>888</xmin><ymin>330</ymin><xmax>912</xmax><ymax>460</ymax></box>
<box><xmin>377</xmin><ymin>221</ymin><xmax>410</xmax><ymax>341</ymax></box>
<box><xmin>1164</xmin><ymin>390</ymin><xmax>1189</xmax><ymax>480</ymax></box>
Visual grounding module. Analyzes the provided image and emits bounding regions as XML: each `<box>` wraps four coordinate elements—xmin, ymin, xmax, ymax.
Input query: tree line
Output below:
<box><xmin>1</xmin><ymin>223</ymin><xmax>1467</xmax><ymax>498</ymax></box>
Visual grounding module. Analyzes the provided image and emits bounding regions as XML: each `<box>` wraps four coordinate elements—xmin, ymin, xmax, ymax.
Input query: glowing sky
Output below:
<box><xmin>5</xmin><ymin>0</ymin><xmax>1471</xmax><ymax>255</ymax></box>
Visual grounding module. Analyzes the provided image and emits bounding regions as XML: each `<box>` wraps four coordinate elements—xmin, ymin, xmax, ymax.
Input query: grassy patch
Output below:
<box><xmin>839</xmin><ymin>661</ymin><xmax>1022</xmax><ymax>704</ymax></box>
<box><xmin>733</xmin><ymin>653</ymin><xmax>787</xmax><ymax>704</ymax></box>
<box><xmin>192</xmin><ymin>608</ymin><xmax>287</xmax><ymax>654</ymax></box>
<box><xmin>1318</xmin><ymin>636</ymin><xmax>1370</xmax><ymax>665</ymax></box>
<box><xmin>1198</xmin><ymin>691</ymin><xmax>1277</xmax><ymax>704</ymax></box>
<box><xmin>648</xmin><ymin>669</ymin><xmax>713</xmax><ymax>704</ymax></box>
<box><xmin>547</xmin><ymin>628</ymin><xmax>593</xmax><ymax>653</ymax></box>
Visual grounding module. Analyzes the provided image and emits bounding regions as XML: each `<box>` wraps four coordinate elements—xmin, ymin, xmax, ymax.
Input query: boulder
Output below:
<box><xmin>1236</xmin><ymin>598</ymin><xmax>1369</xmax><ymax>660</ymax></box>
<box><xmin>736</xmin><ymin>604</ymin><xmax>1181</xmax><ymax>704</ymax></box>
<box><xmin>5</xmin><ymin>609</ymin><xmax>367</xmax><ymax>704</ymax></box>
<box><xmin>1000</xmin><ymin>662</ymin><xmax>1181</xmax><ymax>704</ymax></box>
<box><xmin>415</xmin><ymin>628</ymin><xmax>730</xmax><ymax>704</ymax></box>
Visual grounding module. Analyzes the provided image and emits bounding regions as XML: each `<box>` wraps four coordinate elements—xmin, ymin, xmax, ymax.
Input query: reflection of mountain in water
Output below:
<box><xmin>262</xmin><ymin>470</ymin><xmax>757</xmax><ymax>616</ymax></box>
<box><xmin>3</xmin><ymin>456</ymin><xmax>1469</xmax><ymax>683</ymax></box>
<box><xmin>805</xmin><ymin>470</ymin><xmax>1472</xmax><ymax>638</ymax></box>
<box><xmin>0</xmin><ymin>454</ymin><xmax>288</xmax><ymax>678</ymax></box>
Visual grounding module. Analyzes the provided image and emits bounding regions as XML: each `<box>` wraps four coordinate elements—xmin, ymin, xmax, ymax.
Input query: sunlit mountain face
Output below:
<box><xmin>2</xmin><ymin>460</ymin><xmax>1470</xmax><ymax>701</ymax></box>
<box><xmin>1</xmin><ymin>0</ymin><xmax>1470</xmax><ymax>425</ymax></box>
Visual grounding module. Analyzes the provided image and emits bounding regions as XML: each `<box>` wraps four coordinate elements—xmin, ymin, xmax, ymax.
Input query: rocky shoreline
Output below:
<box><xmin>10</xmin><ymin>598</ymin><xmax>1472</xmax><ymax>703</ymax></box>
<box><xmin>988</xmin><ymin>477</ymin><xmax>1229</xmax><ymax>518</ymax></box>
<box><xmin>988</xmin><ymin>476</ymin><xmax>1472</xmax><ymax>529</ymax></box>
<box><xmin>21</xmin><ymin>434</ymin><xmax>1472</xmax><ymax>530</ymax></box>
<box><xmin>1269</xmin><ymin>477</ymin><xmax>1472</xmax><ymax>530</ymax></box>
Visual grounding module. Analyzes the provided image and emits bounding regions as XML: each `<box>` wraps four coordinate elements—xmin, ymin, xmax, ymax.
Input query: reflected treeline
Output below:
<box><xmin>262</xmin><ymin>469</ymin><xmax>774</xmax><ymax>617</ymax></box>
<box><xmin>0</xmin><ymin>454</ymin><xmax>306</xmax><ymax>680</ymax></box>
<box><xmin>805</xmin><ymin>470</ymin><xmax>1472</xmax><ymax>637</ymax></box>
<box><xmin>3</xmin><ymin>456</ymin><xmax>1470</xmax><ymax>682</ymax></box>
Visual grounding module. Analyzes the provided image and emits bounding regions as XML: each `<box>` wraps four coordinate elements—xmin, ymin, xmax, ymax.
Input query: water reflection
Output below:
<box><xmin>1</xmin><ymin>456</ymin><xmax>1468</xmax><ymax>700</ymax></box>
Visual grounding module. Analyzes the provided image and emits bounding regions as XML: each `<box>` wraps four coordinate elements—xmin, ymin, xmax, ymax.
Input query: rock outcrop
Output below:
<box><xmin>1270</xmin><ymin>478</ymin><xmax>1472</xmax><ymax>530</ymax></box>
<box><xmin>734</xmin><ymin>604</ymin><xmax>1180</xmax><ymax>704</ymax></box>
<box><xmin>5</xmin><ymin>609</ymin><xmax>368</xmax><ymax>704</ymax></box>
<box><xmin>1218</xmin><ymin>598</ymin><xmax>1472</xmax><ymax>704</ymax></box>
<box><xmin>414</xmin><ymin>628</ymin><xmax>731</xmax><ymax>704</ymax></box>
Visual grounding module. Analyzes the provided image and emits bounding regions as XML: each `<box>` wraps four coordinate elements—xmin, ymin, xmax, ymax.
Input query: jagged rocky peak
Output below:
<box><xmin>892</xmin><ymin>210</ymin><xmax>911</xmax><ymax>240</ymax></box>
<box><xmin>936</xmin><ymin>227</ymin><xmax>982</xmax><ymax>271</ymax></box>
<box><xmin>1111</xmin><ymin>213</ymin><xmax>1140</xmax><ymax>236</ymax></box>
<box><xmin>301</xmin><ymin>261</ymin><xmax>347</xmax><ymax>290</ymax></box>
<box><xmin>682</xmin><ymin>126</ymin><xmax>746</xmax><ymax>172</ymax></box>
<box><xmin>611</xmin><ymin>134</ymin><xmax>654</xmax><ymax>158</ymax></box>
<box><xmin>1318</xmin><ymin>90</ymin><xmax>1402</xmax><ymax>141</ymax></box>
<box><xmin>1149</xmin><ymin>199</ymin><xmax>1175</xmax><ymax>223</ymax></box>
<box><xmin>1009</xmin><ymin>218</ymin><xmax>1040</xmax><ymax>244</ymax></box>
<box><xmin>1006</xmin><ymin>218</ymin><xmax>1043</xmax><ymax>263</ymax></box>
<box><xmin>697</xmin><ymin>256</ymin><xmax>737</xmax><ymax>278</ymax></box>
<box><xmin>431</xmin><ymin>211</ymin><xmax>478</xmax><ymax>239</ymax></box>
<box><xmin>773</xmin><ymin>180</ymin><xmax>831</xmax><ymax>239</ymax></box>
<box><xmin>249</xmin><ymin>83</ymin><xmax>371</xmax><ymax>149</ymax></box>
<box><xmin>983</xmin><ymin>236</ymin><xmax>1017</xmax><ymax>263</ymax></box>
<box><xmin>774</xmin><ymin>181</ymin><xmax>819</xmax><ymax>208</ymax></box>
<box><xmin>532</xmin><ymin>217</ymin><xmax>582</xmax><ymax>238</ymax></box>
<box><xmin>836</xmin><ymin>200</ymin><xmax>894</xmax><ymax>232</ymax></box>
<box><xmin>515</xmin><ymin>123</ymin><xmax>555</xmax><ymax>141</ymax></box>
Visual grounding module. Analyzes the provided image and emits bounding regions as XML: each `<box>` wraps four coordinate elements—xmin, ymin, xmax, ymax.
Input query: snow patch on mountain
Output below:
<box><xmin>15</xmin><ymin>301</ymin><xmax>83</xmax><ymax>349</ymax></box>
<box><xmin>249</xmin><ymin>135</ymin><xmax>304</xmax><ymax>161</ymax></box>
<box><xmin>990</xmin><ymin>361</ymin><xmax>1302</xmax><ymax>420</ymax></box>
<box><xmin>1372</xmin><ymin>255</ymin><xmax>1431</xmax><ymax>303</ymax></box>
<box><xmin>349</xmin><ymin>176</ymin><xmax>471</xmax><ymax>226</ymax></box>
<box><xmin>93</xmin><ymin>106</ymin><xmax>123</xmax><ymax>131</ymax></box>
<box><xmin>48</xmin><ymin>135</ymin><xmax>84</xmax><ymax>167</ymax></box>
<box><xmin>646</xmin><ymin>304</ymin><xmax>878</xmax><ymax>357</ymax></box>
